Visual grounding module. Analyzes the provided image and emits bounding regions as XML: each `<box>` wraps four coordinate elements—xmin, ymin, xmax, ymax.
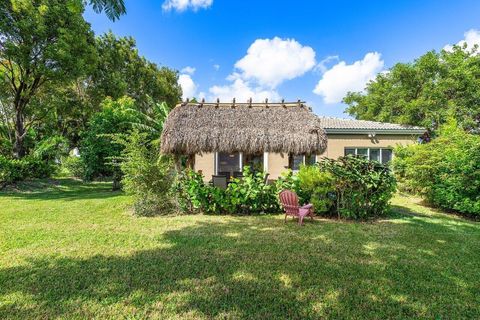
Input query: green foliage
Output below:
<box><xmin>227</xmin><ymin>166</ymin><xmax>279</xmax><ymax>214</ymax></box>
<box><xmin>0</xmin><ymin>0</ymin><xmax>97</xmax><ymax>157</ymax></box>
<box><xmin>344</xmin><ymin>46</ymin><xmax>480</xmax><ymax>132</ymax></box>
<box><xmin>89</xmin><ymin>32</ymin><xmax>181</xmax><ymax>113</ymax></box>
<box><xmin>0</xmin><ymin>155</ymin><xmax>55</xmax><ymax>184</ymax></box>
<box><xmin>393</xmin><ymin>121</ymin><xmax>480</xmax><ymax>216</ymax></box>
<box><xmin>175</xmin><ymin>167</ymin><xmax>280</xmax><ymax>215</ymax></box>
<box><xmin>80</xmin><ymin>97</ymin><xmax>137</xmax><ymax>180</ymax></box>
<box><xmin>297</xmin><ymin>165</ymin><xmax>335</xmax><ymax>213</ymax></box>
<box><xmin>112</xmin><ymin>130</ymin><xmax>175</xmax><ymax>216</ymax></box>
<box><xmin>87</xmin><ymin>0</ymin><xmax>126</xmax><ymax>21</ymax></box>
<box><xmin>275</xmin><ymin>169</ymin><xmax>304</xmax><ymax>201</ymax></box>
<box><xmin>319</xmin><ymin>156</ymin><xmax>397</xmax><ymax>219</ymax></box>
<box><xmin>33</xmin><ymin>135</ymin><xmax>69</xmax><ymax>161</ymax></box>
<box><xmin>174</xmin><ymin>170</ymin><xmax>230</xmax><ymax>214</ymax></box>
<box><xmin>61</xmin><ymin>156</ymin><xmax>84</xmax><ymax>179</ymax></box>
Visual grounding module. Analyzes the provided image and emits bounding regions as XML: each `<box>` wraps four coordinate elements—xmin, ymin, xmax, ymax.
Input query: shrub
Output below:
<box><xmin>297</xmin><ymin>165</ymin><xmax>336</xmax><ymax>214</ymax></box>
<box><xmin>174</xmin><ymin>170</ymin><xmax>230</xmax><ymax>214</ymax></box>
<box><xmin>113</xmin><ymin>130</ymin><xmax>175</xmax><ymax>216</ymax></box>
<box><xmin>393</xmin><ymin>121</ymin><xmax>480</xmax><ymax>216</ymax></box>
<box><xmin>61</xmin><ymin>156</ymin><xmax>84</xmax><ymax>178</ymax></box>
<box><xmin>319</xmin><ymin>156</ymin><xmax>397</xmax><ymax>219</ymax></box>
<box><xmin>275</xmin><ymin>169</ymin><xmax>304</xmax><ymax>201</ymax></box>
<box><xmin>0</xmin><ymin>155</ymin><xmax>55</xmax><ymax>184</ymax></box>
<box><xmin>176</xmin><ymin>166</ymin><xmax>279</xmax><ymax>215</ymax></box>
<box><xmin>227</xmin><ymin>166</ymin><xmax>279</xmax><ymax>214</ymax></box>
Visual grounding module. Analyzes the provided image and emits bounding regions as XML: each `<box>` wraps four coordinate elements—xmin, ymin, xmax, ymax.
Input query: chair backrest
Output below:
<box><xmin>212</xmin><ymin>175</ymin><xmax>228</xmax><ymax>190</ymax></box>
<box><xmin>279</xmin><ymin>190</ymin><xmax>300</xmax><ymax>214</ymax></box>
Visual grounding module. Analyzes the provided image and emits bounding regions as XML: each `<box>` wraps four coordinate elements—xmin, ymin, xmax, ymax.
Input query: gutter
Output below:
<box><xmin>324</xmin><ymin>128</ymin><xmax>426</xmax><ymax>135</ymax></box>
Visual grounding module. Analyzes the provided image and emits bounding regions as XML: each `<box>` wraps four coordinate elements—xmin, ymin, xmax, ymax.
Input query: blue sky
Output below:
<box><xmin>84</xmin><ymin>0</ymin><xmax>480</xmax><ymax>117</ymax></box>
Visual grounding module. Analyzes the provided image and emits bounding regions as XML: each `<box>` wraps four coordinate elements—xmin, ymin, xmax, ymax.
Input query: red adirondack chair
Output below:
<box><xmin>279</xmin><ymin>190</ymin><xmax>315</xmax><ymax>225</ymax></box>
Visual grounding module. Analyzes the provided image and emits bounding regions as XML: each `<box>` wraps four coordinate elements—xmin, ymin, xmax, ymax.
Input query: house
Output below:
<box><xmin>160</xmin><ymin>101</ymin><xmax>424</xmax><ymax>181</ymax></box>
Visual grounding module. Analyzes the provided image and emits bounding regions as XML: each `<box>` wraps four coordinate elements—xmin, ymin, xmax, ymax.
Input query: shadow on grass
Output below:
<box><xmin>0</xmin><ymin>178</ymin><xmax>121</xmax><ymax>201</ymax></box>
<box><xmin>1</xmin><ymin>218</ymin><xmax>479</xmax><ymax>319</ymax></box>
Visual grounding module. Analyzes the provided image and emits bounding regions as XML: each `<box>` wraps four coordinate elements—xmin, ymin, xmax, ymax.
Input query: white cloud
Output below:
<box><xmin>313</xmin><ymin>52</ymin><xmax>384</xmax><ymax>104</ymax></box>
<box><xmin>234</xmin><ymin>37</ymin><xmax>316</xmax><ymax>88</ymax></box>
<box><xmin>162</xmin><ymin>0</ymin><xmax>212</xmax><ymax>12</ymax></box>
<box><xmin>181</xmin><ymin>66</ymin><xmax>196</xmax><ymax>75</ymax></box>
<box><xmin>213</xmin><ymin>64</ymin><xmax>220</xmax><ymax>71</ymax></box>
<box><xmin>315</xmin><ymin>55</ymin><xmax>339</xmax><ymax>73</ymax></box>
<box><xmin>178</xmin><ymin>74</ymin><xmax>197</xmax><ymax>99</ymax></box>
<box><xmin>209</xmin><ymin>79</ymin><xmax>280</xmax><ymax>102</ymax></box>
<box><xmin>206</xmin><ymin>37</ymin><xmax>315</xmax><ymax>103</ymax></box>
<box><xmin>444</xmin><ymin>29</ymin><xmax>480</xmax><ymax>52</ymax></box>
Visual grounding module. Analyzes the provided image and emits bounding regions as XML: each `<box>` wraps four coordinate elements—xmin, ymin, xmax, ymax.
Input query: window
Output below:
<box><xmin>381</xmin><ymin>149</ymin><xmax>392</xmax><ymax>164</ymax></box>
<box><xmin>290</xmin><ymin>154</ymin><xmax>304</xmax><ymax>171</ymax></box>
<box><xmin>356</xmin><ymin>148</ymin><xmax>368</xmax><ymax>158</ymax></box>
<box><xmin>217</xmin><ymin>152</ymin><xmax>241</xmax><ymax>176</ymax></box>
<box><xmin>305</xmin><ymin>154</ymin><xmax>317</xmax><ymax>166</ymax></box>
<box><xmin>369</xmin><ymin>149</ymin><xmax>380</xmax><ymax>162</ymax></box>
<box><xmin>243</xmin><ymin>153</ymin><xmax>263</xmax><ymax>172</ymax></box>
<box><xmin>289</xmin><ymin>154</ymin><xmax>317</xmax><ymax>171</ymax></box>
<box><xmin>344</xmin><ymin>147</ymin><xmax>393</xmax><ymax>163</ymax></box>
<box><xmin>345</xmin><ymin>148</ymin><xmax>356</xmax><ymax>156</ymax></box>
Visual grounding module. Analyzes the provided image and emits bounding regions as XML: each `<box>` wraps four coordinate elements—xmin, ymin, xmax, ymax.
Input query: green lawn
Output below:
<box><xmin>1</xmin><ymin>179</ymin><xmax>479</xmax><ymax>319</ymax></box>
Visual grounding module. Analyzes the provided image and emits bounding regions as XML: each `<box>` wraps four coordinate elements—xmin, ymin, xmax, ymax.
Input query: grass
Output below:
<box><xmin>1</xmin><ymin>179</ymin><xmax>479</xmax><ymax>319</ymax></box>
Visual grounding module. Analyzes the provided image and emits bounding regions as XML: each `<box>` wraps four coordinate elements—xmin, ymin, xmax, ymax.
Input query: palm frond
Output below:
<box><xmin>88</xmin><ymin>0</ymin><xmax>126</xmax><ymax>21</ymax></box>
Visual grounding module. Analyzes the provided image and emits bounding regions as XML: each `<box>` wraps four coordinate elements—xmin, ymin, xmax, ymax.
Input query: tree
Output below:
<box><xmin>80</xmin><ymin>96</ymin><xmax>137</xmax><ymax>181</ymax></box>
<box><xmin>89</xmin><ymin>32</ymin><xmax>182</xmax><ymax>113</ymax></box>
<box><xmin>87</xmin><ymin>0</ymin><xmax>126</xmax><ymax>21</ymax></box>
<box><xmin>344</xmin><ymin>45</ymin><xmax>480</xmax><ymax>133</ymax></box>
<box><xmin>393</xmin><ymin>120</ymin><xmax>480</xmax><ymax>216</ymax></box>
<box><xmin>0</xmin><ymin>0</ymin><xmax>97</xmax><ymax>158</ymax></box>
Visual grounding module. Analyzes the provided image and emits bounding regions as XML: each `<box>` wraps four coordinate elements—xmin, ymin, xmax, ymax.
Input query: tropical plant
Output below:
<box><xmin>87</xmin><ymin>0</ymin><xmax>126</xmax><ymax>21</ymax></box>
<box><xmin>393</xmin><ymin>120</ymin><xmax>480</xmax><ymax>216</ymax></box>
<box><xmin>112</xmin><ymin>130</ymin><xmax>175</xmax><ymax>216</ymax></box>
<box><xmin>319</xmin><ymin>156</ymin><xmax>397</xmax><ymax>219</ymax></box>
<box><xmin>227</xmin><ymin>166</ymin><xmax>279</xmax><ymax>214</ymax></box>
<box><xmin>297</xmin><ymin>165</ymin><xmax>335</xmax><ymax>214</ymax></box>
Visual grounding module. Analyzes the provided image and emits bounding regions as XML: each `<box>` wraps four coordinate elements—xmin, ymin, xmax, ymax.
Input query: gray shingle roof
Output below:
<box><xmin>318</xmin><ymin>117</ymin><xmax>425</xmax><ymax>133</ymax></box>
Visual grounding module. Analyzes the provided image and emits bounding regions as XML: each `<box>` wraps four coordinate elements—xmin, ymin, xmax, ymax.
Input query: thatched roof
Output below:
<box><xmin>161</xmin><ymin>101</ymin><xmax>328</xmax><ymax>155</ymax></box>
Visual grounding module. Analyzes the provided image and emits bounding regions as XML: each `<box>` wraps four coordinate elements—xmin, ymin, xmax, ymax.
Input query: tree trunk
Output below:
<box><xmin>13</xmin><ymin>102</ymin><xmax>26</xmax><ymax>159</ymax></box>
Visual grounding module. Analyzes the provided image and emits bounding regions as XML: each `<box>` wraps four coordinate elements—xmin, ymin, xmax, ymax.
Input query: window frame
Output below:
<box><xmin>289</xmin><ymin>153</ymin><xmax>318</xmax><ymax>171</ymax></box>
<box><xmin>344</xmin><ymin>147</ymin><xmax>393</xmax><ymax>163</ymax></box>
<box><xmin>215</xmin><ymin>152</ymin><xmax>243</xmax><ymax>175</ymax></box>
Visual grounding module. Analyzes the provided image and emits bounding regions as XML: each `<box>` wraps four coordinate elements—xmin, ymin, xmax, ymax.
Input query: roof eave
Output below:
<box><xmin>324</xmin><ymin>128</ymin><xmax>426</xmax><ymax>135</ymax></box>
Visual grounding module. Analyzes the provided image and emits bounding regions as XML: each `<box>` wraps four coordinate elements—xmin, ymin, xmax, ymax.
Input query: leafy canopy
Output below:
<box><xmin>89</xmin><ymin>32</ymin><xmax>182</xmax><ymax>112</ymax></box>
<box><xmin>0</xmin><ymin>0</ymin><xmax>97</xmax><ymax>157</ymax></box>
<box><xmin>344</xmin><ymin>45</ymin><xmax>480</xmax><ymax>133</ymax></box>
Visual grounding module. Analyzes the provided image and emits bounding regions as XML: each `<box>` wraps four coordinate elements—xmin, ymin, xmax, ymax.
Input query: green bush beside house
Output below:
<box><xmin>174</xmin><ymin>156</ymin><xmax>396</xmax><ymax>220</ymax></box>
<box><xmin>394</xmin><ymin>121</ymin><xmax>480</xmax><ymax>216</ymax></box>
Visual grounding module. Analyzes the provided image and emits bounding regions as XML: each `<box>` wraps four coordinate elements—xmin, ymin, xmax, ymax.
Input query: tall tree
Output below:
<box><xmin>89</xmin><ymin>32</ymin><xmax>182</xmax><ymax>113</ymax></box>
<box><xmin>0</xmin><ymin>0</ymin><xmax>97</xmax><ymax>158</ymax></box>
<box><xmin>344</xmin><ymin>45</ymin><xmax>480</xmax><ymax>133</ymax></box>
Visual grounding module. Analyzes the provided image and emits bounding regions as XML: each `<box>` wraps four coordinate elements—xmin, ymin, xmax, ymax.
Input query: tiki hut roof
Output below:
<box><xmin>161</xmin><ymin>100</ymin><xmax>328</xmax><ymax>155</ymax></box>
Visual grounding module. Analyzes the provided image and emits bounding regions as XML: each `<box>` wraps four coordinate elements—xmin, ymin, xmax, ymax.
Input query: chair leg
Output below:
<box><xmin>299</xmin><ymin>215</ymin><xmax>304</xmax><ymax>225</ymax></box>
<box><xmin>284</xmin><ymin>214</ymin><xmax>287</xmax><ymax>223</ymax></box>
